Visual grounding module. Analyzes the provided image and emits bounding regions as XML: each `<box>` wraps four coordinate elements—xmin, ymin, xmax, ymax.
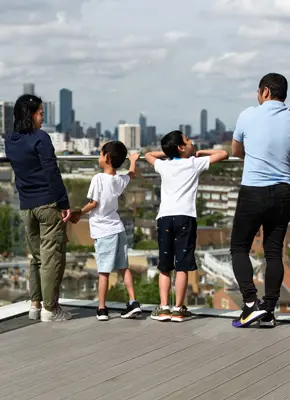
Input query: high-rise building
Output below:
<box><xmin>96</xmin><ymin>122</ymin><xmax>101</xmax><ymax>137</ymax></box>
<box><xmin>139</xmin><ymin>113</ymin><xmax>147</xmax><ymax>147</ymax></box>
<box><xmin>0</xmin><ymin>102</ymin><xmax>14</xmax><ymax>135</ymax></box>
<box><xmin>215</xmin><ymin>118</ymin><xmax>226</xmax><ymax>134</ymax></box>
<box><xmin>72</xmin><ymin>121</ymin><xmax>84</xmax><ymax>138</ymax></box>
<box><xmin>118</xmin><ymin>124</ymin><xmax>141</xmax><ymax>149</ymax></box>
<box><xmin>114</xmin><ymin>126</ymin><xmax>118</xmax><ymax>140</ymax></box>
<box><xmin>104</xmin><ymin>130</ymin><xmax>112</xmax><ymax>140</ymax></box>
<box><xmin>23</xmin><ymin>83</ymin><xmax>35</xmax><ymax>95</ymax></box>
<box><xmin>179</xmin><ymin>124</ymin><xmax>192</xmax><ymax>137</ymax></box>
<box><xmin>43</xmin><ymin>102</ymin><xmax>55</xmax><ymax>126</ymax></box>
<box><xmin>200</xmin><ymin>109</ymin><xmax>208</xmax><ymax>137</ymax></box>
<box><xmin>59</xmin><ymin>88</ymin><xmax>73</xmax><ymax>133</ymax></box>
<box><xmin>147</xmin><ymin>126</ymin><xmax>157</xmax><ymax>146</ymax></box>
<box><xmin>86</xmin><ymin>127</ymin><xmax>97</xmax><ymax>139</ymax></box>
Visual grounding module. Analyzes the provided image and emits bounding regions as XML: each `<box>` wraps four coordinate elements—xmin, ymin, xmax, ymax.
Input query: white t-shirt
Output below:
<box><xmin>154</xmin><ymin>156</ymin><xmax>210</xmax><ymax>219</ymax></box>
<box><xmin>87</xmin><ymin>173</ymin><xmax>130</xmax><ymax>239</ymax></box>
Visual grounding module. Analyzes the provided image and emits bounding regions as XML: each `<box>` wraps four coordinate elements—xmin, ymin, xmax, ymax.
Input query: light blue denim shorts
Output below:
<box><xmin>94</xmin><ymin>231</ymin><xmax>128</xmax><ymax>273</ymax></box>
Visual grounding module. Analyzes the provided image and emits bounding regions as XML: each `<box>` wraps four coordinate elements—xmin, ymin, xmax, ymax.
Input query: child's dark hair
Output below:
<box><xmin>14</xmin><ymin>94</ymin><xmax>42</xmax><ymax>134</ymax></box>
<box><xmin>161</xmin><ymin>130</ymin><xmax>185</xmax><ymax>159</ymax></box>
<box><xmin>101</xmin><ymin>141</ymin><xmax>127</xmax><ymax>168</ymax></box>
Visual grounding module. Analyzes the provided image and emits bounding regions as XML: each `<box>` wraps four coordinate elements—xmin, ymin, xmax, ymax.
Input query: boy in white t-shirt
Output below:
<box><xmin>145</xmin><ymin>130</ymin><xmax>228</xmax><ymax>322</ymax></box>
<box><xmin>71</xmin><ymin>141</ymin><xmax>142</xmax><ymax>321</ymax></box>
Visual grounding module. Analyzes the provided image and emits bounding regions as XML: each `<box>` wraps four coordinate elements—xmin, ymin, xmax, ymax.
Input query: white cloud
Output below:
<box><xmin>214</xmin><ymin>0</ymin><xmax>290</xmax><ymax>18</ymax></box>
<box><xmin>192</xmin><ymin>52</ymin><xmax>257</xmax><ymax>78</ymax></box>
<box><xmin>1</xmin><ymin>0</ymin><xmax>290</xmax><ymax>133</ymax></box>
<box><xmin>164</xmin><ymin>31</ymin><xmax>190</xmax><ymax>42</ymax></box>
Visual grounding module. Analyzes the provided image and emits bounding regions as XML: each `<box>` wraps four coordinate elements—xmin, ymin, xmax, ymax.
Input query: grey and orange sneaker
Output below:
<box><xmin>151</xmin><ymin>306</ymin><xmax>172</xmax><ymax>322</ymax></box>
<box><xmin>171</xmin><ymin>305</ymin><xmax>193</xmax><ymax>322</ymax></box>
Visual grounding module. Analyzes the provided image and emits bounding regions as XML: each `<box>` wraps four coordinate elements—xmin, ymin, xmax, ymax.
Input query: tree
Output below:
<box><xmin>143</xmin><ymin>210</ymin><xmax>157</xmax><ymax>220</ymax></box>
<box><xmin>133</xmin><ymin>227</ymin><xmax>144</xmax><ymax>248</ymax></box>
<box><xmin>0</xmin><ymin>205</ymin><xmax>25</xmax><ymax>255</ymax></box>
<box><xmin>67</xmin><ymin>243</ymin><xmax>95</xmax><ymax>253</ymax></box>
<box><xmin>63</xmin><ymin>178</ymin><xmax>91</xmax><ymax>209</ymax></box>
<box><xmin>135</xmin><ymin>240</ymin><xmax>158</xmax><ymax>250</ymax></box>
<box><xmin>198</xmin><ymin>213</ymin><xmax>224</xmax><ymax>227</ymax></box>
<box><xmin>107</xmin><ymin>275</ymin><xmax>160</xmax><ymax>304</ymax></box>
<box><xmin>196</xmin><ymin>195</ymin><xmax>206</xmax><ymax>218</ymax></box>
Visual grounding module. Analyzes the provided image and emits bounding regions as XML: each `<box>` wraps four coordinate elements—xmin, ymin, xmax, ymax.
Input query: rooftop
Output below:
<box><xmin>1</xmin><ymin>303</ymin><xmax>290</xmax><ymax>400</ymax></box>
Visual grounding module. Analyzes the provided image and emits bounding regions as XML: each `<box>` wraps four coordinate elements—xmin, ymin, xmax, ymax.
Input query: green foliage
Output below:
<box><xmin>154</xmin><ymin>186</ymin><xmax>161</xmax><ymax>199</ymax></box>
<box><xmin>67</xmin><ymin>243</ymin><xmax>95</xmax><ymax>253</ymax></box>
<box><xmin>198</xmin><ymin>213</ymin><xmax>224</xmax><ymax>227</ymax></box>
<box><xmin>142</xmin><ymin>210</ymin><xmax>157</xmax><ymax>220</ymax></box>
<box><xmin>206</xmin><ymin>295</ymin><xmax>213</xmax><ymax>308</ymax></box>
<box><xmin>203</xmin><ymin>163</ymin><xmax>225</xmax><ymax>176</ymax></box>
<box><xmin>196</xmin><ymin>196</ymin><xmax>206</xmax><ymax>218</ymax></box>
<box><xmin>58</xmin><ymin>160</ymin><xmax>66</xmax><ymax>174</ymax></box>
<box><xmin>0</xmin><ymin>187</ymin><xmax>10</xmax><ymax>202</ymax></box>
<box><xmin>135</xmin><ymin>240</ymin><xmax>159</xmax><ymax>250</ymax></box>
<box><xmin>0</xmin><ymin>205</ymin><xmax>25</xmax><ymax>255</ymax></box>
<box><xmin>63</xmin><ymin>178</ymin><xmax>90</xmax><ymax>209</ymax></box>
<box><xmin>133</xmin><ymin>227</ymin><xmax>144</xmax><ymax>248</ymax></box>
<box><xmin>135</xmin><ymin>207</ymin><xmax>144</xmax><ymax>218</ymax></box>
<box><xmin>107</xmin><ymin>275</ymin><xmax>161</xmax><ymax>304</ymax></box>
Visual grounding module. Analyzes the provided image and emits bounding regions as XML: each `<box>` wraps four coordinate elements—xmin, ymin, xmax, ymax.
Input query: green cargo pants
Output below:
<box><xmin>20</xmin><ymin>203</ymin><xmax>67</xmax><ymax>311</ymax></box>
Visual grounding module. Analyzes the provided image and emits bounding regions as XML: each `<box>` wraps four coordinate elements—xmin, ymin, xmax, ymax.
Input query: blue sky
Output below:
<box><xmin>1</xmin><ymin>0</ymin><xmax>290</xmax><ymax>133</ymax></box>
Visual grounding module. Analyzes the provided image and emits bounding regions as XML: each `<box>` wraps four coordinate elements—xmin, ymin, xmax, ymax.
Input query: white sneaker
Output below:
<box><xmin>29</xmin><ymin>306</ymin><xmax>41</xmax><ymax>320</ymax></box>
<box><xmin>41</xmin><ymin>306</ymin><xmax>72</xmax><ymax>322</ymax></box>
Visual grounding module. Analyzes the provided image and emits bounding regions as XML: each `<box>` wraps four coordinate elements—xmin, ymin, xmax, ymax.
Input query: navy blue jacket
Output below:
<box><xmin>5</xmin><ymin>129</ymin><xmax>69</xmax><ymax>210</ymax></box>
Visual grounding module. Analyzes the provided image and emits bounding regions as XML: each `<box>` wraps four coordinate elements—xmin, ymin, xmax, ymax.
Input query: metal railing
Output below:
<box><xmin>0</xmin><ymin>155</ymin><xmax>242</xmax><ymax>163</ymax></box>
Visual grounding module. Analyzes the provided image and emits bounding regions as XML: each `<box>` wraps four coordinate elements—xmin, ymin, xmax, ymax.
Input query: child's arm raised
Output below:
<box><xmin>128</xmin><ymin>153</ymin><xmax>140</xmax><ymax>179</ymax></box>
<box><xmin>144</xmin><ymin>151</ymin><xmax>166</xmax><ymax>166</ymax></box>
<box><xmin>196</xmin><ymin>149</ymin><xmax>229</xmax><ymax>165</ymax></box>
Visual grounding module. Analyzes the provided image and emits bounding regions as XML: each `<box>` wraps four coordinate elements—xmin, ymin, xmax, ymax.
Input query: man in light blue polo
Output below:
<box><xmin>231</xmin><ymin>73</ymin><xmax>290</xmax><ymax>328</ymax></box>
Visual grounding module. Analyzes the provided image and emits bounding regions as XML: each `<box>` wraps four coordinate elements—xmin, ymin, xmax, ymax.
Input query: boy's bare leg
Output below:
<box><xmin>120</xmin><ymin>268</ymin><xmax>135</xmax><ymax>301</ymax></box>
<box><xmin>159</xmin><ymin>271</ymin><xmax>171</xmax><ymax>306</ymax></box>
<box><xmin>98</xmin><ymin>273</ymin><xmax>110</xmax><ymax>309</ymax></box>
<box><xmin>175</xmin><ymin>271</ymin><xmax>188</xmax><ymax>307</ymax></box>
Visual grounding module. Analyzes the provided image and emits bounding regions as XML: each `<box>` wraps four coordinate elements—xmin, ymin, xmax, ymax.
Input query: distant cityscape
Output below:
<box><xmin>0</xmin><ymin>83</ymin><xmax>233</xmax><ymax>156</ymax></box>
<box><xmin>1</xmin><ymin>83</ymin><xmax>290</xmax><ymax>311</ymax></box>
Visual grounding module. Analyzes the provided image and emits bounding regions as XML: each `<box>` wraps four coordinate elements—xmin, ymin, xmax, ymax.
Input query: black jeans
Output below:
<box><xmin>230</xmin><ymin>183</ymin><xmax>290</xmax><ymax>311</ymax></box>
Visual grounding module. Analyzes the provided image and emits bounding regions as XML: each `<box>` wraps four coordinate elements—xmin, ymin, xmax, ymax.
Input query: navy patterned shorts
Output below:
<box><xmin>157</xmin><ymin>215</ymin><xmax>197</xmax><ymax>273</ymax></box>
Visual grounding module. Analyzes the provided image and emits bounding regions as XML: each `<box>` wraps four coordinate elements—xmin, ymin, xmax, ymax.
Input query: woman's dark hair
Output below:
<box><xmin>101</xmin><ymin>140</ymin><xmax>128</xmax><ymax>168</ymax></box>
<box><xmin>13</xmin><ymin>94</ymin><xmax>42</xmax><ymax>133</ymax></box>
<box><xmin>161</xmin><ymin>130</ymin><xmax>185</xmax><ymax>159</ymax></box>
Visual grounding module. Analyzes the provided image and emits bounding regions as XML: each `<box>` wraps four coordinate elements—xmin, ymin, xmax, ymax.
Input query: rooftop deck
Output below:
<box><xmin>1</xmin><ymin>307</ymin><xmax>290</xmax><ymax>400</ymax></box>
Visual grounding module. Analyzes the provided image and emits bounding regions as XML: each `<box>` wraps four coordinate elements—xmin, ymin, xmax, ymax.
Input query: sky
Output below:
<box><xmin>1</xmin><ymin>0</ymin><xmax>290</xmax><ymax>133</ymax></box>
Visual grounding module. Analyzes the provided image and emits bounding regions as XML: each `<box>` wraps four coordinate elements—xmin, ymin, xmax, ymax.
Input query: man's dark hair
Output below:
<box><xmin>14</xmin><ymin>94</ymin><xmax>42</xmax><ymax>134</ymax></box>
<box><xmin>161</xmin><ymin>130</ymin><xmax>185</xmax><ymax>159</ymax></box>
<box><xmin>101</xmin><ymin>141</ymin><xmax>128</xmax><ymax>168</ymax></box>
<box><xmin>259</xmin><ymin>73</ymin><xmax>288</xmax><ymax>101</ymax></box>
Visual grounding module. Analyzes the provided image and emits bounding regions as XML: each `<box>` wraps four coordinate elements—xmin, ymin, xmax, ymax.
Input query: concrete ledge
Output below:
<box><xmin>1</xmin><ymin>299</ymin><xmax>290</xmax><ymax>322</ymax></box>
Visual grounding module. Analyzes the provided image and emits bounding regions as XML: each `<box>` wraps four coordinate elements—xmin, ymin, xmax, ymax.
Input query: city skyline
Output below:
<box><xmin>1</xmin><ymin>1</ymin><xmax>289</xmax><ymax>131</ymax></box>
<box><xmin>1</xmin><ymin>82</ymin><xmax>230</xmax><ymax>139</ymax></box>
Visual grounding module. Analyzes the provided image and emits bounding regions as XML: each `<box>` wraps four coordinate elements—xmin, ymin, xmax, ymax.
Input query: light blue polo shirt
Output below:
<box><xmin>234</xmin><ymin>100</ymin><xmax>290</xmax><ymax>186</ymax></box>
